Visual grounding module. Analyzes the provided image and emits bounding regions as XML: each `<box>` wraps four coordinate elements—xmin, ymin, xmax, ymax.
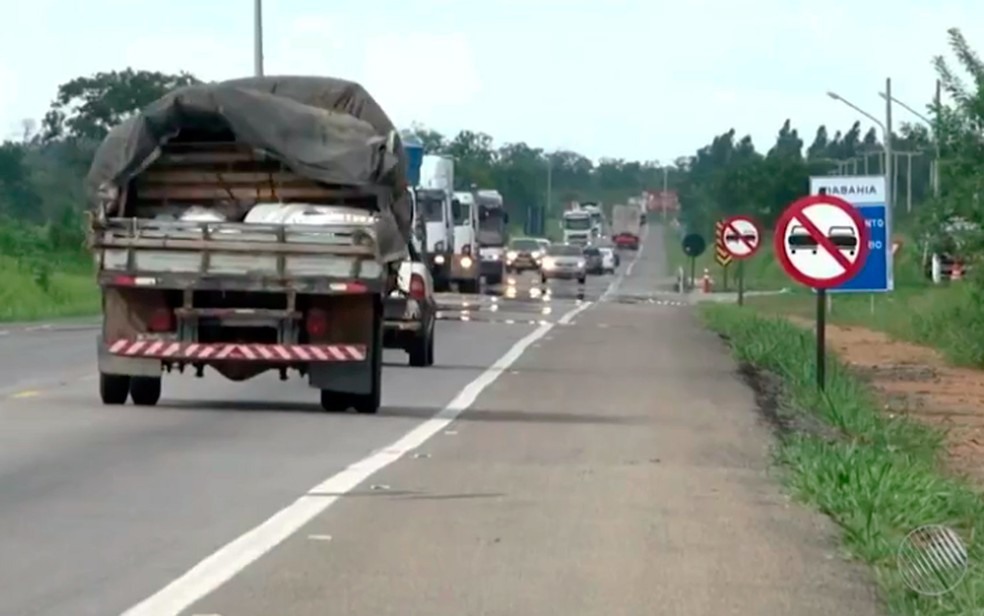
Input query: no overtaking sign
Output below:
<box><xmin>720</xmin><ymin>215</ymin><xmax>761</xmax><ymax>259</ymax></box>
<box><xmin>774</xmin><ymin>194</ymin><xmax>869</xmax><ymax>289</ymax></box>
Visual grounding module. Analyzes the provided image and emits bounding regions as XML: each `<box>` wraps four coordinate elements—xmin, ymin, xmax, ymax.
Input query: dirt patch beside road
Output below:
<box><xmin>790</xmin><ymin>316</ymin><xmax>984</xmax><ymax>485</ymax></box>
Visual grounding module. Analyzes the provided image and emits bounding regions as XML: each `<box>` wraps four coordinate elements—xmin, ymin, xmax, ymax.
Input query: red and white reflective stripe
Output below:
<box><xmin>106</xmin><ymin>340</ymin><xmax>367</xmax><ymax>362</ymax></box>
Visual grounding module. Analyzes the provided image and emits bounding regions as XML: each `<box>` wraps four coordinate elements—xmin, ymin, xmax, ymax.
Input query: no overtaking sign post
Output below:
<box><xmin>718</xmin><ymin>215</ymin><xmax>762</xmax><ymax>306</ymax></box>
<box><xmin>774</xmin><ymin>194</ymin><xmax>869</xmax><ymax>390</ymax></box>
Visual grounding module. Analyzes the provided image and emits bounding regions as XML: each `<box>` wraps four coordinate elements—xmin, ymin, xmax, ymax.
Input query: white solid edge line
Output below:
<box><xmin>122</xmin><ymin>242</ymin><xmax>646</xmax><ymax>616</ymax></box>
<box><xmin>601</xmin><ymin>225</ymin><xmax>648</xmax><ymax>302</ymax></box>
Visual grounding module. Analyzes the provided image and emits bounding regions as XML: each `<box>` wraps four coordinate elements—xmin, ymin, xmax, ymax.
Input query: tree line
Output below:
<box><xmin>0</xmin><ymin>26</ymin><xmax>978</xmax><ymax>262</ymax></box>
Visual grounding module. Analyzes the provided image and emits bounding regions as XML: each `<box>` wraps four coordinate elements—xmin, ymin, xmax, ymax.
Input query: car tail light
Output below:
<box><xmin>306</xmin><ymin>308</ymin><xmax>329</xmax><ymax>338</ymax></box>
<box><xmin>409</xmin><ymin>274</ymin><xmax>426</xmax><ymax>300</ymax></box>
<box><xmin>147</xmin><ymin>308</ymin><xmax>174</xmax><ymax>332</ymax></box>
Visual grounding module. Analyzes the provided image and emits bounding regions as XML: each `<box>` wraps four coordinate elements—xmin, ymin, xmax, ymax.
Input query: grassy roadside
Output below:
<box><xmin>702</xmin><ymin>304</ymin><xmax>984</xmax><ymax>614</ymax></box>
<box><xmin>0</xmin><ymin>256</ymin><xmax>99</xmax><ymax>322</ymax></box>
<box><xmin>670</xmin><ymin>218</ymin><xmax>984</xmax><ymax>369</ymax></box>
<box><xmin>662</xmin><ymin>224</ymin><xmax>790</xmax><ymax>291</ymax></box>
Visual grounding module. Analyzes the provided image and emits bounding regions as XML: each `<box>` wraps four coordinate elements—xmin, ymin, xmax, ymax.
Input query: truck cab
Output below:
<box><xmin>475</xmin><ymin>189</ymin><xmax>509</xmax><ymax>286</ymax></box>
<box><xmin>417</xmin><ymin>155</ymin><xmax>455</xmax><ymax>291</ymax></box>
<box><xmin>451</xmin><ymin>191</ymin><xmax>480</xmax><ymax>293</ymax></box>
<box><xmin>562</xmin><ymin>210</ymin><xmax>592</xmax><ymax>246</ymax></box>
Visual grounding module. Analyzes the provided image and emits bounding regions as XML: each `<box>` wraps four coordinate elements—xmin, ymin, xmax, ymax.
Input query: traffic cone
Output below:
<box><xmin>701</xmin><ymin>268</ymin><xmax>713</xmax><ymax>293</ymax></box>
<box><xmin>951</xmin><ymin>261</ymin><xmax>964</xmax><ymax>281</ymax></box>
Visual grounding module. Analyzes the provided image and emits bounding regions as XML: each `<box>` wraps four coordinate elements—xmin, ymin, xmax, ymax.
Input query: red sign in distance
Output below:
<box><xmin>719</xmin><ymin>215</ymin><xmax>761</xmax><ymax>260</ymax></box>
<box><xmin>773</xmin><ymin>194</ymin><xmax>869</xmax><ymax>289</ymax></box>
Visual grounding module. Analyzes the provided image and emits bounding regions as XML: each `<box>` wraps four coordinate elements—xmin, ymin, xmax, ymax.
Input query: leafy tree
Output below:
<box><xmin>41</xmin><ymin>68</ymin><xmax>199</xmax><ymax>143</ymax></box>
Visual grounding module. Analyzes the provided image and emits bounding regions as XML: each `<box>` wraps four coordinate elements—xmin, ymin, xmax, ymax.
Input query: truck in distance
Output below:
<box><xmin>88</xmin><ymin>76</ymin><xmax>412</xmax><ymax>415</ymax></box>
<box><xmin>562</xmin><ymin>209</ymin><xmax>592</xmax><ymax>245</ymax></box>
<box><xmin>416</xmin><ymin>155</ymin><xmax>455</xmax><ymax>291</ymax></box>
<box><xmin>610</xmin><ymin>203</ymin><xmax>641</xmax><ymax>250</ymax></box>
<box><xmin>451</xmin><ymin>191</ymin><xmax>481</xmax><ymax>293</ymax></box>
<box><xmin>475</xmin><ymin>188</ymin><xmax>509</xmax><ymax>286</ymax></box>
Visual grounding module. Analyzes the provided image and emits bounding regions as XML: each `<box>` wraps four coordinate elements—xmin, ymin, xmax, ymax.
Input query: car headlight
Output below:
<box><xmin>577</xmin><ymin>259</ymin><xmax>585</xmax><ymax>268</ymax></box>
<box><xmin>541</xmin><ymin>257</ymin><xmax>556</xmax><ymax>270</ymax></box>
<box><xmin>434</xmin><ymin>254</ymin><xmax>445</xmax><ymax>265</ymax></box>
<box><xmin>506</xmin><ymin>250</ymin><xmax>518</xmax><ymax>261</ymax></box>
<box><xmin>461</xmin><ymin>256</ymin><xmax>474</xmax><ymax>269</ymax></box>
<box><xmin>532</xmin><ymin>250</ymin><xmax>542</xmax><ymax>259</ymax></box>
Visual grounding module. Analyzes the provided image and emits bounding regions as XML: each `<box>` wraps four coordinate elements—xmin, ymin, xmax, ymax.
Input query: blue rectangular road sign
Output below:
<box><xmin>809</xmin><ymin>175</ymin><xmax>892</xmax><ymax>293</ymax></box>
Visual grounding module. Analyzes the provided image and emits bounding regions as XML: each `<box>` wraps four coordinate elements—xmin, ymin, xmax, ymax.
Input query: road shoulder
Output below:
<box><xmin>185</xmin><ymin>296</ymin><xmax>881</xmax><ymax>616</ymax></box>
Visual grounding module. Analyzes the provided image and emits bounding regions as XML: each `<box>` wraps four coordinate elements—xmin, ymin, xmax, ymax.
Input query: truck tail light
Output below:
<box><xmin>409</xmin><ymin>274</ymin><xmax>426</xmax><ymax>300</ymax></box>
<box><xmin>306</xmin><ymin>308</ymin><xmax>329</xmax><ymax>338</ymax></box>
<box><xmin>148</xmin><ymin>308</ymin><xmax>174</xmax><ymax>332</ymax></box>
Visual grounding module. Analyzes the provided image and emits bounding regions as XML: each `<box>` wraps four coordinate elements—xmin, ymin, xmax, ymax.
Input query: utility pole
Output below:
<box><xmin>662</xmin><ymin>166</ymin><xmax>669</xmax><ymax>223</ymax></box>
<box><xmin>544</xmin><ymin>155</ymin><xmax>552</xmax><ymax>237</ymax></box>
<box><xmin>889</xmin><ymin>151</ymin><xmax>922</xmax><ymax>212</ymax></box>
<box><xmin>254</xmin><ymin>0</ymin><xmax>264</xmax><ymax>77</ymax></box>
<box><xmin>933</xmin><ymin>78</ymin><xmax>941</xmax><ymax>198</ymax></box>
<box><xmin>884</xmin><ymin>78</ymin><xmax>893</xmax><ymax>212</ymax></box>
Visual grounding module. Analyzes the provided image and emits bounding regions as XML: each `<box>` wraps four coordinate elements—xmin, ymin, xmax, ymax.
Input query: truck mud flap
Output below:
<box><xmin>98</xmin><ymin>335</ymin><xmax>162</xmax><ymax>377</ymax></box>
<box><xmin>310</xmin><ymin>299</ymin><xmax>383</xmax><ymax>396</ymax></box>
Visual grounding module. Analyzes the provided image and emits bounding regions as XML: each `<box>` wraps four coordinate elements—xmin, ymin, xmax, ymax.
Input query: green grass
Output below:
<box><xmin>0</xmin><ymin>256</ymin><xmax>99</xmax><ymax>322</ymax></box>
<box><xmin>702</xmin><ymin>304</ymin><xmax>984</xmax><ymax>615</ymax></box>
<box><xmin>748</xmin><ymin>284</ymin><xmax>984</xmax><ymax>366</ymax></box>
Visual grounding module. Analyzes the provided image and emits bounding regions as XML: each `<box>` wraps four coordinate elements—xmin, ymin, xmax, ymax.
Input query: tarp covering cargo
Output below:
<box><xmin>86</xmin><ymin>75</ymin><xmax>412</xmax><ymax>264</ymax></box>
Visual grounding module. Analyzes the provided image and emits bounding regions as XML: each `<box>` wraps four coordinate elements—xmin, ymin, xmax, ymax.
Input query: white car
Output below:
<box><xmin>383</xmin><ymin>243</ymin><xmax>436</xmax><ymax>367</ymax></box>
<box><xmin>598</xmin><ymin>247</ymin><xmax>617</xmax><ymax>274</ymax></box>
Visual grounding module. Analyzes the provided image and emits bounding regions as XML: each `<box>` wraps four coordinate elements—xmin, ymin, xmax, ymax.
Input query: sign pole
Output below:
<box><xmin>722</xmin><ymin>263</ymin><xmax>729</xmax><ymax>291</ymax></box>
<box><xmin>680</xmin><ymin>232</ymin><xmax>707</xmax><ymax>292</ymax></box>
<box><xmin>719</xmin><ymin>215</ymin><xmax>762</xmax><ymax>303</ymax></box>
<box><xmin>737</xmin><ymin>260</ymin><xmax>745</xmax><ymax>306</ymax></box>
<box><xmin>816</xmin><ymin>288</ymin><xmax>826</xmax><ymax>391</ymax></box>
<box><xmin>772</xmin><ymin>194</ymin><xmax>869</xmax><ymax>392</ymax></box>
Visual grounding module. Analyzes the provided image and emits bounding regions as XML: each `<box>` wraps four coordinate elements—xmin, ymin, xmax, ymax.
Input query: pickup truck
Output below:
<box><xmin>87</xmin><ymin>76</ymin><xmax>412</xmax><ymax>415</ymax></box>
<box><xmin>383</xmin><ymin>242</ymin><xmax>436</xmax><ymax>366</ymax></box>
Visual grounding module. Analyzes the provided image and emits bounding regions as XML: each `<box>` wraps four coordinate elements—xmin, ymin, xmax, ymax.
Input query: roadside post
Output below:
<box><xmin>774</xmin><ymin>195</ymin><xmax>869</xmax><ymax>390</ymax></box>
<box><xmin>681</xmin><ymin>233</ymin><xmax>706</xmax><ymax>291</ymax></box>
<box><xmin>714</xmin><ymin>220</ymin><xmax>733</xmax><ymax>290</ymax></box>
<box><xmin>719</xmin><ymin>215</ymin><xmax>762</xmax><ymax>307</ymax></box>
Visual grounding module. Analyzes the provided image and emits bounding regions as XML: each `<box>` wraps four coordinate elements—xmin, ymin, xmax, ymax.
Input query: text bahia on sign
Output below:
<box><xmin>809</xmin><ymin>175</ymin><xmax>891</xmax><ymax>293</ymax></box>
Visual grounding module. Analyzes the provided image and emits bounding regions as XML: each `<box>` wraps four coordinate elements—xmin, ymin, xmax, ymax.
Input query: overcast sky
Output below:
<box><xmin>1</xmin><ymin>0</ymin><xmax>980</xmax><ymax>162</ymax></box>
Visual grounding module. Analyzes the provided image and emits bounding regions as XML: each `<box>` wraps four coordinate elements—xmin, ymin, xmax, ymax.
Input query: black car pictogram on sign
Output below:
<box><xmin>787</xmin><ymin>225</ymin><xmax>817</xmax><ymax>254</ymax></box>
<box><xmin>724</xmin><ymin>231</ymin><xmax>757</xmax><ymax>243</ymax></box>
<box><xmin>787</xmin><ymin>225</ymin><xmax>858</xmax><ymax>256</ymax></box>
<box><xmin>827</xmin><ymin>226</ymin><xmax>858</xmax><ymax>255</ymax></box>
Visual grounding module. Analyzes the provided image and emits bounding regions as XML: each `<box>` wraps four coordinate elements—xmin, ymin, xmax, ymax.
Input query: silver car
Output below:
<box><xmin>540</xmin><ymin>243</ymin><xmax>587</xmax><ymax>284</ymax></box>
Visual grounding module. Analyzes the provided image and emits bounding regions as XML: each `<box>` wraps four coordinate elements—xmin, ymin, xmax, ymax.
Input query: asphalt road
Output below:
<box><xmin>1</xmin><ymin>228</ymin><xmax>880</xmax><ymax>616</ymax></box>
<box><xmin>0</xmin><ymin>253</ymin><xmax>618</xmax><ymax>616</ymax></box>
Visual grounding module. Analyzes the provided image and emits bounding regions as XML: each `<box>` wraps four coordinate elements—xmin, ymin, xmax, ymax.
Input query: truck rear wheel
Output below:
<box><xmin>408</xmin><ymin>320</ymin><xmax>435</xmax><ymax>367</ymax></box>
<box><xmin>130</xmin><ymin>377</ymin><xmax>162</xmax><ymax>406</ymax></box>
<box><xmin>100</xmin><ymin>373</ymin><xmax>130</xmax><ymax>405</ymax></box>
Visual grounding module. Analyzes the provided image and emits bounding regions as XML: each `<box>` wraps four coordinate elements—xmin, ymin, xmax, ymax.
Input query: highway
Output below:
<box><xmin>0</xmin><ymin>227</ymin><xmax>880</xmax><ymax>616</ymax></box>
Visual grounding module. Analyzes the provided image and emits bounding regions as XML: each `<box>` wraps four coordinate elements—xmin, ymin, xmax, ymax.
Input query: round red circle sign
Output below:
<box><xmin>773</xmin><ymin>194</ymin><xmax>869</xmax><ymax>289</ymax></box>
